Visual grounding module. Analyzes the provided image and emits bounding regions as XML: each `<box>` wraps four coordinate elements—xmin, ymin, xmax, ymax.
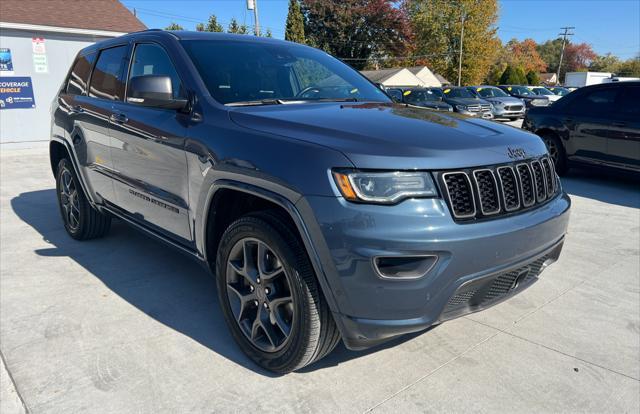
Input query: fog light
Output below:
<box><xmin>373</xmin><ymin>255</ymin><xmax>438</xmax><ymax>280</ymax></box>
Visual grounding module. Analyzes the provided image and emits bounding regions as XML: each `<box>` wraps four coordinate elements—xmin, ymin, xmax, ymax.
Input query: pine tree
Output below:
<box><xmin>526</xmin><ymin>70</ymin><xmax>541</xmax><ymax>85</ymax></box>
<box><xmin>164</xmin><ymin>23</ymin><xmax>184</xmax><ymax>31</ymax></box>
<box><xmin>202</xmin><ymin>15</ymin><xmax>224</xmax><ymax>32</ymax></box>
<box><xmin>265</xmin><ymin>28</ymin><xmax>273</xmax><ymax>38</ymax></box>
<box><xmin>285</xmin><ymin>0</ymin><xmax>305</xmax><ymax>43</ymax></box>
<box><xmin>228</xmin><ymin>18</ymin><xmax>241</xmax><ymax>33</ymax></box>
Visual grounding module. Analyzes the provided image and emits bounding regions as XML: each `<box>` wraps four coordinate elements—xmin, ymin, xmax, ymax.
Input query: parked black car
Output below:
<box><xmin>386</xmin><ymin>87</ymin><xmax>453</xmax><ymax>111</ymax></box>
<box><xmin>441</xmin><ymin>87</ymin><xmax>493</xmax><ymax>118</ymax></box>
<box><xmin>523</xmin><ymin>82</ymin><xmax>640</xmax><ymax>174</ymax></box>
<box><xmin>498</xmin><ymin>85</ymin><xmax>550</xmax><ymax>108</ymax></box>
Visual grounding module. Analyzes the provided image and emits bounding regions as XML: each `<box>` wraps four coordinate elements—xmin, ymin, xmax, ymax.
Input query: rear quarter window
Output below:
<box><xmin>66</xmin><ymin>52</ymin><xmax>96</xmax><ymax>95</ymax></box>
<box><xmin>89</xmin><ymin>46</ymin><xmax>128</xmax><ymax>101</ymax></box>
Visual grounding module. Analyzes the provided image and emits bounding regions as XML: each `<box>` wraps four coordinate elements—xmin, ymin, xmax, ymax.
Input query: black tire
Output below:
<box><xmin>55</xmin><ymin>158</ymin><xmax>111</xmax><ymax>240</ymax></box>
<box><xmin>216</xmin><ymin>211</ymin><xmax>340</xmax><ymax>373</ymax></box>
<box><xmin>540</xmin><ymin>132</ymin><xmax>568</xmax><ymax>175</ymax></box>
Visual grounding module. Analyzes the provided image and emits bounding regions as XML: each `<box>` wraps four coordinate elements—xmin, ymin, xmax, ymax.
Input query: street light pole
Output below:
<box><xmin>457</xmin><ymin>12</ymin><xmax>466</xmax><ymax>87</ymax></box>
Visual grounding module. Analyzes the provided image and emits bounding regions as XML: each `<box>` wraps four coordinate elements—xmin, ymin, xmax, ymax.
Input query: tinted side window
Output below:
<box><xmin>128</xmin><ymin>43</ymin><xmax>183</xmax><ymax>99</ymax></box>
<box><xmin>614</xmin><ymin>86</ymin><xmax>640</xmax><ymax>121</ymax></box>
<box><xmin>567</xmin><ymin>88</ymin><xmax>618</xmax><ymax>116</ymax></box>
<box><xmin>66</xmin><ymin>52</ymin><xmax>96</xmax><ymax>95</ymax></box>
<box><xmin>89</xmin><ymin>46</ymin><xmax>128</xmax><ymax>101</ymax></box>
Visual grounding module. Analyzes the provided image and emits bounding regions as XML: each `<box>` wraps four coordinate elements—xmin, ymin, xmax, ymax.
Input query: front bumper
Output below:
<box><xmin>457</xmin><ymin>109</ymin><xmax>493</xmax><ymax>119</ymax></box>
<box><xmin>297</xmin><ymin>191</ymin><xmax>571</xmax><ymax>350</ymax></box>
<box><xmin>492</xmin><ymin>106</ymin><xmax>525</xmax><ymax>119</ymax></box>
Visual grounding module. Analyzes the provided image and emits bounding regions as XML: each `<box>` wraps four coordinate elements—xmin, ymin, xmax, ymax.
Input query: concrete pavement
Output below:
<box><xmin>1</xmin><ymin>147</ymin><xmax>638</xmax><ymax>413</ymax></box>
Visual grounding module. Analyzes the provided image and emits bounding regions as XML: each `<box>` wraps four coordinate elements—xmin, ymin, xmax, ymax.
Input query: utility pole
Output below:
<box><xmin>457</xmin><ymin>12</ymin><xmax>466</xmax><ymax>86</ymax></box>
<box><xmin>556</xmin><ymin>26</ymin><xmax>574</xmax><ymax>84</ymax></box>
<box><xmin>247</xmin><ymin>0</ymin><xmax>260</xmax><ymax>36</ymax></box>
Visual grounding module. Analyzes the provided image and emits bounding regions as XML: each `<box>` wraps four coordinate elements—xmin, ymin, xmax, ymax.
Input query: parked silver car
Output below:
<box><xmin>468</xmin><ymin>86</ymin><xmax>526</xmax><ymax>120</ymax></box>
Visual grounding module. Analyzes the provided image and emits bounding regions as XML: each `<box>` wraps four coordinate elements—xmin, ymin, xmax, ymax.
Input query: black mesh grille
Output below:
<box><xmin>474</xmin><ymin>170</ymin><xmax>500</xmax><ymax>214</ymax></box>
<box><xmin>440</xmin><ymin>157</ymin><xmax>555</xmax><ymax>221</ymax></box>
<box><xmin>443</xmin><ymin>254</ymin><xmax>550</xmax><ymax>313</ymax></box>
<box><xmin>497</xmin><ymin>167</ymin><xmax>520</xmax><ymax>211</ymax></box>
<box><xmin>541</xmin><ymin>158</ymin><xmax>555</xmax><ymax>195</ymax></box>
<box><xmin>443</xmin><ymin>173</ymin><xmax>475</xmax><ymax>218</ymax></box>
<box><xmin>516</xmin><ymin>164</ymin><xmax>536</xmax><ymax>206</ymax></box>
<box><xmin>531</xmin><ymin>161</ymin><xmax>546</xmax><ymax>201</ymax></box>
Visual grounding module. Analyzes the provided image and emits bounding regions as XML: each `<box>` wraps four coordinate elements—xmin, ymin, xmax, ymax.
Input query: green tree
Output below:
<box><xmin>526</xmin><ymin>70</ymin><xmax>541</xmax><ymax>85</ymax></box>
<box><xmin>499</xmin><ymin>65</ymin><xmax>527</xmax><ymax>84</ymax></box>
<box><xmin>616</xmin><ymin>55</ymin><xmax>640</xmax><ymax>77</ymax></box>
<box><xmin>264</xmin><ymin>28</ymin><xmax>273</xmax><ymax>38</ymax></box>
<box><xmin>407</xmin><ymin>0</ymin><xmax>501</xmax><ymax>85</ymax></box>
<box><xmin>285</xmin><ymin>0</ymin><xmax>305</xmax><ymax>43</ymax></box>
<box><xmin>164</xmin><ymin>22</ymin><xmax>184</xmax><ymax>30</ymax></box>
<box><xmin>227</xmin><ymin>18</ymin><xmax>249</xmax><ymax>34</ymax></box>
<box><xmin>514</xmin><ymin>66</ymin><xmax>528</xmax><ymax>84</ymax></box>
<box><xmin>301</xmin><ymin>0</ymin><xmax>411</xmax><ymax>70</ymax></box>
<box><xmin>589</xmin><ymin>53</ymin><xmax>621</xmax><ymax>72</ymax></box>
<box><xmin>200</xmin><ymin>14</ymin><xmax>224</xmax><ymax>32</ymax></box>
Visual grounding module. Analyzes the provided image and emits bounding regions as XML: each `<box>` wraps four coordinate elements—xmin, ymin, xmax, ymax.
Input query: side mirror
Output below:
<box><xmin>127</xmin><ymin>75</ymin><xmax>188</xmax><ymax>110</ymax></box>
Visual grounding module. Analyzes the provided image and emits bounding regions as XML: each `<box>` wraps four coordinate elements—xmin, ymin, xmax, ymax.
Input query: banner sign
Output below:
<box><xmin>0</xmin><ymin>48</ymin><xmax>14</xmax><ymax>74</ymax></box>
<box><xmin>0</xmin><ymin>77</ymin><xmax>36</xmax><ymax>109</ymax></box>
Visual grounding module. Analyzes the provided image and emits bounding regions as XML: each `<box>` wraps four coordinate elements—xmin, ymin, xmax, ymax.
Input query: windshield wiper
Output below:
<box><xmin>279</xmin><ymin>97</ymin><xmax>359</xmax><ymax>103</ymax></box>
<box><xmin>226</xmin><ymin>99</ymin><xmax>283</xmax><ymax>107</ymax></box>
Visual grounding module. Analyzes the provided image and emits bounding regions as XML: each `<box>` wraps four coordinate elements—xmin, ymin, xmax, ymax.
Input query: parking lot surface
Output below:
<box><xmin>1</xmin><ymin>146</ymin><xmax>639</xmax><ymax>413</ymax></box>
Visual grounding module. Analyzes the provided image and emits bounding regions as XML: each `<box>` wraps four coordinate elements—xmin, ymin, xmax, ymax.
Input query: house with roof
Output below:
<box><xmin>540</xmin><ymin>73</ymin><xmax>559</xmax><ymax>86</ymax></box>
<box><xmin>0</xmin><ymin>0</ymin><xmax>145</xmax><ymax>146</ymax></box>
<box><xmin>407</xmin><ymin>66</ymin><xmax>442</xmax><ymax>87</ymax></box>
<box><xmin>360</xmin><ymin>68</ymin><xmax>425</xmax><ymax>88</ymax></box>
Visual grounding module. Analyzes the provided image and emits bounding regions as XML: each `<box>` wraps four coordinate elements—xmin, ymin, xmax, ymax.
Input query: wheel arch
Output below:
<box><xmin>201</xmin><ymin>180</ymin><xmax>343</xmax><ymax>317</ymax></box>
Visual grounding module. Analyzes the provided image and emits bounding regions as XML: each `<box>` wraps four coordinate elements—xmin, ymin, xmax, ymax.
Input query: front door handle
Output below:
<box><xmin>110</xmin><ymin>113</ymin><xmax>129</xmax><ymax>124</ymax></box>
<box><xmin>69</xmin><ymin>105</ymin><xmax>83</xmax><ymax>114</ymax></box>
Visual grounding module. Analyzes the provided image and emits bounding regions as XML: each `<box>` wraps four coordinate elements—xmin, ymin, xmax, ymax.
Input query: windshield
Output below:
<box><xmin>476</xmin><ymin>87</ymin><xmax>508</xmax><ymax>98</ymax></box>
<box><xmin>532</xmin><ymin>87</ymin><xmax>554</xmax><ymax>96</ymax></box>
<box><xmin>403</xmin><ymin>89</ymin><xmax>442</xmax><ymax>103</ymax></box>
<box><xmin>181</xmin><ymin>40</ymin><xmax>390</xmax><ymax>105</ymax></box>
<box><xmin>549</xmin><ymin>87</ymin><xmax>570</xmax><ymax>96</ymax></box>
<box><xmin>507</xmin><ymin>86</ymin><xmax>535</xmax><ymax>96</ymax></box>
<box><xmin>444</xmin><ymin>88</ymin><xmax>476</xmax><ymax>99</ymax></box>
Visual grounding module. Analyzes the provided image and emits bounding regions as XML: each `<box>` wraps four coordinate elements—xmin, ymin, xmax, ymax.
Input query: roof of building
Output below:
<box><xmin>0</xmin><ymin>0</ymin><xmax>146</xmax><ymax>34</ymax></box>
<box><xmin>360</xmin><ymin>68</ymin><xmax>405</xmax><ymax>83</ymax></box>
<box><xmin>434</xmin><ymin>73</ymin><xmax>451</xmax><ymax>85</ymax></box>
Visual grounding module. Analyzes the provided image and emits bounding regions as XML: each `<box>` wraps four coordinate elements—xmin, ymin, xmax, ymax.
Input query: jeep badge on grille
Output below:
<box><xmin>507</xmin><ymin>147</ymin><xmax>527</xmax><ymax>159</ymax></box>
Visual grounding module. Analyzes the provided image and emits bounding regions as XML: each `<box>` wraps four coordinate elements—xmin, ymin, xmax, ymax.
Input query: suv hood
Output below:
<box><xmin>228</xmin><ymin>102</ymin><xmax>547</xmax><ymax>170</ymax></box>
<box><xmin>444</xmin><ymin>97</ymin><xmax>489</xmax><ymax>106</ymax></box>
<box><xmin>410</xmin><ymin>101</ymin><xmax>452</xmax><ymax>111</ymax></box>
<box><xmin>483</xmin><ymin>96</ymin><xmax>523</xmax><ymax>105</ymax></box>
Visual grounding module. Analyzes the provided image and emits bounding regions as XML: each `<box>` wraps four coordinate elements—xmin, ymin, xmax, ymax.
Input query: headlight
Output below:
<box><xmin>448</xmin><ymin>107</ymin><xmax>453</xmax><ymax>112</ymax></box>
<box><xmin>455</xmin><ymin>104</ymin><xmax>467</xmax><ymax>111</ymax></box>
<box><xmin>332</xmin><ymin>171</ymin><xmax>438</xmax><ymax>204</ymax></box>
<box><xmin>530</xmin><ymin>99</ymin><xmax>546</xmax><ymax>106</ymax></box>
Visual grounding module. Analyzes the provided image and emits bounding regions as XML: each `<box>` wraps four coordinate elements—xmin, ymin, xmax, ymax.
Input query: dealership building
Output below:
<box><xmin>0</xmin><ymin>0</ymin><xmax>145</xmax><ymax>147</ymax></box>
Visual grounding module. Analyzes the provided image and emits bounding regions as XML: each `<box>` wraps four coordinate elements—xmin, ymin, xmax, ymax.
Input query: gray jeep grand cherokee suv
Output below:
<box><xmin>50</xmin><ymin>30</ymin><xmax>570</xmax><ymax>373</ymax></box>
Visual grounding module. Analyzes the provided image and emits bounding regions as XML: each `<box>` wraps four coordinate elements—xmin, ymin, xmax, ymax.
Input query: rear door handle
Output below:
<box><xmin>109</xmin><ymin>113</ymin><xmax>128</xmax><ymax>124</ymax></box>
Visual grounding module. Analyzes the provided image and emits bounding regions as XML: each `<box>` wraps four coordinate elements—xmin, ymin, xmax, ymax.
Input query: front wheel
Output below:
<box><xmin>540</xmin><ymin>132</ymin><xmax>568</xmax><ymax>175</ymax></box>
<box><xmin>216</xmin><ymin>211</ymin><xmax>340</xmax><ymax>373</ymax></box>
<box><xmin>55</xmin><ymin>158</ymin><xmax>111</xmax><ymax>240</ymax></box>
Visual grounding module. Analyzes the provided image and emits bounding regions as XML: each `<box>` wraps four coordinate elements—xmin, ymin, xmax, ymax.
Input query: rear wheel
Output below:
<box><xmin>216</xmin><ymin>211</ymin><xmax>340</xmax><ymax>373</ymax></box>
<box><xmin>540</xmin><ymin>132</ymin><xmax>568</xmax><ymax>175</ymax></box>
<box><xmin>55</xmin><ymin>158</ymin><xmax>111</xmax><ymax>240</ymax></box>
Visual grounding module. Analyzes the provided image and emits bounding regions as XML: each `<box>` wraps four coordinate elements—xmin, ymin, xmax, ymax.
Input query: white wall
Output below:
<box><xmin>0</xmin><ymin>28</ymin><xmax>112</xmax><ymax>146</ymax></box>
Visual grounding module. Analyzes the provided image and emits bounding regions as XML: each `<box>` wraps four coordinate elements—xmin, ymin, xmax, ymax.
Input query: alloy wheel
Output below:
<box><xmin>225</xmin><ymin>237</ymin><xmax>295</xmax><ymax>352</ymax></box>
<box><xmin>59</xmin><ymin>168</ymin><xmax>80</xmax><ymax>232</ymax></box>
<box><xmin>544</xmin><ymin>137</ymin><xmax>560</xmax><ymax>166</ymax></box>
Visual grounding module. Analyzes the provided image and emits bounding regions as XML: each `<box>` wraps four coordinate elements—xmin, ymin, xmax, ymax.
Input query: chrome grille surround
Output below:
<box><xmin>439</xmin><ymin>156</ymin><xmax>558</xmax><ymax>222</ymax></box>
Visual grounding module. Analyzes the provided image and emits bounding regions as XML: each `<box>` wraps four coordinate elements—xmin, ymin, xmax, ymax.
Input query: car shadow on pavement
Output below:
<box><xmin>11</xmin><ymin>189</ymin><xmax>419</xmax><ymax>376</ymax></box>
<box><xmin>560</xmin><ymin>168</ymin><xmax>639</xmax><ymax>209</ymax></box>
